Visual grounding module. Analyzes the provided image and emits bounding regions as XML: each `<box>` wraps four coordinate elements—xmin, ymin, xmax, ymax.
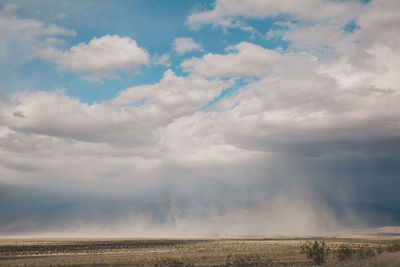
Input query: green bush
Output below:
<box><xmin>336</xmin><ymin>244</ymin><xmax>354</xmax><ymax>261</ymax></box>
<box><xmin>301</xmin><ymin>240</ymin><xmax>328</xmax><ymax>265</ymax></box>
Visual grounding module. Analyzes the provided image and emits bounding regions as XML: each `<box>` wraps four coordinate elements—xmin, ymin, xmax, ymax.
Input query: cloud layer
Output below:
<box><xmin>1</xmin><ymin>0</ymin><xmax>400</xmax><ymax>236</ymax></box>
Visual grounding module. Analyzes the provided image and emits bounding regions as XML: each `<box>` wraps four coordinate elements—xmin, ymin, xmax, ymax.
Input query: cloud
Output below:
<box><xmin>356</xmin><ymin>0</ymin><xmax>400</xmax><ymax>50</ymax></box>
<box><xmin>181</xmin><ymin>42</ymin><xmax>276</xmax><ymax>77</ymax></box>
<box><xmin>154</xmin><ymin>53</ymin><xmax>171</xmax><ymax>67</ymax></box>
<box><xmin>0</xmin><ymin>4</ymin><xmax>19</xmax><ymax>16</ymax></box>
<box><xmin>109</xmin><ymin>69</ymin><xmax>229</xmax><ymax>116</ymax></box>
<box><xmin>252</xmin><ymin>1</ymin><xmax>400</xmax><ymax>93</ymax></box>
<box><xmin>1</xmin><ymin>68</ymin><xmax>400</xmax><ymax>236</ymax></box>
<box><xmin>0</xmin><ymin>4</ymin><xmax>76</xmax><ymax>37</ymax></box>
<box><xmin>181</xmin><ymin>41</ymin><xmax>315</xmax><ymax>78</ymax></box>
<box><xmin>220</xmin><ymin>75</ymin><xmax>400</xmax><ymax>156</ymax></box>
<box><xmin>172</xmin><ymin>37</ymin><xmax>203</xmax><ymax>55</ymax></box>
<box><xmin>0</xmin><ymin>70</ymin><xmax>228</xmax><ymax>144</ymax></box>
<box><xmin>0</xmin><ymin>4</ymin><xmax>76</xmax><ymax>64</ymax></box>
<box><xmin>186</xmin><ymin>0</ymin><xmax>363</xmax><ymax>30</ymax></box>
<box><xmin>37</xmin><ymin>35</ymin><xmax>150</xmax><ymax>81</ymax></box>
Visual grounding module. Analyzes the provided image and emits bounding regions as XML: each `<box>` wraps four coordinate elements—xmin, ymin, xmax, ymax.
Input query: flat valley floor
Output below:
<box><xmin>1</xmin><ymin>237</ymin><xmax>400</xmax><ymax>266</ymax></box>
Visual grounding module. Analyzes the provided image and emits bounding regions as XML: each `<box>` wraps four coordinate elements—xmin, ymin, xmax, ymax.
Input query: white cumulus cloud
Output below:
<box><xmin>154</xmin><ymin>53</ymin><xmax>171</xmax><ymax>67</ymax></box>
<box><xmin>181</xmin><ymin>41</ymin><xmax>314</xmax><ymax>78</ymax></box>
<box><xmin>172</xmin><ymin>37</ymin><xmax>203</xmax><ymax>55</ymax></box>
<box><xmin>37</xmin><ymin>35</ymin><xmax>150</xmax><ymax>81</ymax></box>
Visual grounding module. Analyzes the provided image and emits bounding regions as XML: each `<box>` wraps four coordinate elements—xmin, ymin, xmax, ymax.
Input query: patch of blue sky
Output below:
<box><xmin>201</xmin><ymin>87</ymin><xmax>239</xmax><ymax>111</ymax></box>
<box><xmin>0</xmin><ymin>58</ymin><xmax>61</xmax><ymax>94</ymax></box>
<box><xmin>201</xmin><ymin>78</ymin><xmax>251</xmax><ymax>111</ymax></box>
<box><xmin>230</xmin><ymin>102</ymin><xmax>240</xmax><ymax>110</ymax></box>
<box><xmin>343</xmin><ymin>20</ymin><xmax>361</xmax><ymax>34</ymax></box>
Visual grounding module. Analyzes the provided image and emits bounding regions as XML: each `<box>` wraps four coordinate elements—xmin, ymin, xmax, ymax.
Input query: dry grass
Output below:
<box><xmin>0</xmin><ymin>237</ymin><xmax>399</xmax><ymax>266</ymax></box>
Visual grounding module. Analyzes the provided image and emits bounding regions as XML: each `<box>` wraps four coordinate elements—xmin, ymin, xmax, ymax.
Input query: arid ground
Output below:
<box><xmin>0</xmin><ymin>237</ymin><xmax>399</xmax><ymax>266</ymax></box>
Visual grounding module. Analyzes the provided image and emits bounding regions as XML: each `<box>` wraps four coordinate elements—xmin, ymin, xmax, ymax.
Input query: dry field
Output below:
<box><xmin>0</xmin><ymin>237</ymin><xmax>399</xmax><ymax>266</ymax></box>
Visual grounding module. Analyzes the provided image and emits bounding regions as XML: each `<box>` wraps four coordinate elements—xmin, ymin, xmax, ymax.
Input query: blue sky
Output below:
<box><xmin>1</xmin><ymin>0</ymin><xmax>400</xmax><ymax>236</ymax></box>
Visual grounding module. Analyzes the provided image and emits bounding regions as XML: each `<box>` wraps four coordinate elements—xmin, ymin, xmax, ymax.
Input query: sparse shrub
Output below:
<box><xmin>301</xmin><ymin>240</ymin><xmax>328</xmax><ymax>265</ymax></box>
<box><xmin>155</xmin><ymin>257</ymin><xmax>191</xmax><ymax>267</ymax></box>
<box><xmin>356</xmin><ymin>245</ymin><xmax>375</xmax><ymax>259</ymax></box>
<box><xmin>376</xmin><ymin>245</ymin><xmax>384</xmax><ymax>254</ymax></box>
<box><xmin>224</xmin><ymin>254</ymin><xmax>271</xmax><ymax>267</ymax></box>
<box><xmin>231</xmin><ymin>255</ymin><xmax>252</xmax><ymax>266</ymax></box>
<box><xmin>387</xmin><ymin>242</ymin><xmax>400</xmax><ymax>252</ymax></box>
<box><xmin>336</xmin><ymin>244</ymin><xmax>354</xmax><ymax>261</ymax></box>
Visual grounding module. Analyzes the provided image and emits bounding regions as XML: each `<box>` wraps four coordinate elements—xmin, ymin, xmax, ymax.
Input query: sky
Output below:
<box><xmin>1</xmin><ymin>0</ymin><xmax>400</xmax><ymax>237</ymax></box>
